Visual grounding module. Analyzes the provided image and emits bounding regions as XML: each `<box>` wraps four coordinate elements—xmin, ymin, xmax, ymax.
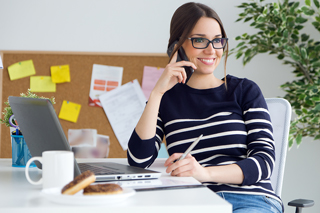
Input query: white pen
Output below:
<box><xmin>174</xmin><ymin>134</ymin><xmax>203</xmax><ymax>162</ymax></box>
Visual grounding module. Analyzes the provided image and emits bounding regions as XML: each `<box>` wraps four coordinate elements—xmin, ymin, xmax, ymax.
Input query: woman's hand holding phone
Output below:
<box><xmin>152</xmin><ymin>49</ymin><xmax>197</xmax><ymax>96</ymax></box>
<box><xmin>135</xmin><ymin>48</ymin><xmax>196</xmax><ymax>140</ymax></box>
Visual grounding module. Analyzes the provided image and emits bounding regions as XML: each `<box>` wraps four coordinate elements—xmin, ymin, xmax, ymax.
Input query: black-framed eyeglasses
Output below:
<box><xmin>188</xmin><ymin>37</ymin><xmax>228</xmax><ymax>49</ymax></box>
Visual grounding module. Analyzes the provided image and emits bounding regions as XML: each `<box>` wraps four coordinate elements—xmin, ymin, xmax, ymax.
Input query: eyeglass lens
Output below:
<box><xmin>191</xmin><ymin>38</ymin><xmax>227</xmax><ymax>49</ymax></box>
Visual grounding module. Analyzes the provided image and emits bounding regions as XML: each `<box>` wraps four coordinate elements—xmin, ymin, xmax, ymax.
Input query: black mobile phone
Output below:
<box><xmin>167</xmin><ymin>40</ymin><xmax>194</xmax><ymax>81</ymax></box>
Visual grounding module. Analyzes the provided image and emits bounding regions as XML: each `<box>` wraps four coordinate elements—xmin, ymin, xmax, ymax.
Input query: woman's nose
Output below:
<box><xmin>204</xmin><ymin>42</ymin><xmax>216</xmax><ymax>54</ymax></box>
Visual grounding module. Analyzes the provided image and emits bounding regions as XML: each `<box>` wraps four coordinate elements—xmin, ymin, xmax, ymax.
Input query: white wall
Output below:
<box><xmin>1</xmin><ymin>0</ymin><xmax>319</xmax><ymax>212</ymax></box>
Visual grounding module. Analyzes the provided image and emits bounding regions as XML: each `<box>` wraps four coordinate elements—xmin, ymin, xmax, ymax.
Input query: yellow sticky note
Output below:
<box><xmin>8</xmin><ymin>60</ymin><xmax>36</xmax><ymax>80</ymax></box>
<box><xmin>30</xmin><ymin>76</ymin><xmax>56</xmax><ymax>92</ymax></box>
<box><xmin>58</xmin><ymin>100</ymin><xmax>81</xmax><ymax>123</ymax></box>
<box><xmin>51</xmin><ymin>64</ymin><xmax>71</xmax><ymax>83</ymax></box>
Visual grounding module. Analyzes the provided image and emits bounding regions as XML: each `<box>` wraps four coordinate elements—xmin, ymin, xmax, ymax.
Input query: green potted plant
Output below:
<box><xmin>0</xmin><ymin>89</ymin><xmax>55</xmax><ymax>167</ymax></box>
<box><xmin>231</xmin><ymin>0</ymin><xmax>320</xmax><ymax>147</ymax></box>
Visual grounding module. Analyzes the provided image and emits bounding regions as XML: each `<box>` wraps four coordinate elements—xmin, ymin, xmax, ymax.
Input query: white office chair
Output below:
<box><xmin>266</xmin><ymin>98</ymin><xmax>314</xmax><ymax>213</ymax></box>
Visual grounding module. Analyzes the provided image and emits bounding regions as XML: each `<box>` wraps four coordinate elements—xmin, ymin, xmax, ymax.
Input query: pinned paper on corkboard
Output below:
<box><xmin>30</xmin><ymin>76</ymin><xmax>56</xmax><ymax>92</ymax></box>
<box><xmin>8</xmin><ymin>60</ymin><xmax>36</xmax><ymax>80</ymax></box>
<box><xmin>51</xmin><ymin>64</ymin><xmax>71</xmax><ymax>83</ymax></box>
<box><xmin>89</xmin><ymin>64</ymin><xmax>123</xmax><ymax>107</ymax></box>
<box><xmin>58</xmin><ymin>100</ymin><xmax>81</xmax><ymax>123</ymax></box>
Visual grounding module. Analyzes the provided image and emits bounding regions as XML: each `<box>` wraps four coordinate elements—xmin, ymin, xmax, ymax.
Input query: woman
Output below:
<box><xmin>127</xmin><ymin>2</ymin><xmax>283</xmax><ymax>213</ymax></box>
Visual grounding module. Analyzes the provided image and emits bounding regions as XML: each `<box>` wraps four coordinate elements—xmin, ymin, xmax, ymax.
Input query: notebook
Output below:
<box><xmin>9</xmin><ymin>96</ymin><xmax>161</xmax><ymax>181</ymax></box>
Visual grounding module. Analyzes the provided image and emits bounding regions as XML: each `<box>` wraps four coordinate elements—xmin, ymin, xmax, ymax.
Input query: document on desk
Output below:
<box><xmin>109</xmin><ymin>176</ymin><xmax>203</xmax><ymax>191</ymax></box>
<box><xmin>99</xmin><ymin>79</ymin><xmax>146</xmax><ymax>150</ymax></box>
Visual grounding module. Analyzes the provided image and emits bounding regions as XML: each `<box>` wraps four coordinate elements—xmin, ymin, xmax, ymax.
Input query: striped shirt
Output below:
<box><xmin>127</xmin><ymin>75</ymin><xmax>281</xmax><ymax>204</ymax></box>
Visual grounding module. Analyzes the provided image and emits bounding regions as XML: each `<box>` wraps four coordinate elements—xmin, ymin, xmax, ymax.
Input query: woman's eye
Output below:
<box><xmin>194</xmin><ymin>38</ymin><xmax>205</xmax><ymax>43</ymax></box>
<box><xmin>213</xmin><ymin>38</ymin><xmax>221</xmax><ymax>43</ymax></box>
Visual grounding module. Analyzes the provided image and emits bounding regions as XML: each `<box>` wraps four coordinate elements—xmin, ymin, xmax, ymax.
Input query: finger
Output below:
<box><xmin>168</xmin><ymin>67</ymin><xmax>187</xmax><ymax>81</ymax></box>
<box><xmin>166</xmin><ymin>157</ymin><xmax>188</xmax><ymax>173</ymax></box>
<box><xmin>164</xmin><ymin>153</ymin><xmax>182</xmax><ymax>166</ymax></box>
<box><xmin>174</xmin><ymin>71</ymin><xmax>184</xmax><ymax>83</ymax></box>
<box><xmin>173</xmin><ymin>170</ymin><xmax>192</xmax><ymax>177</ymax></box>
<box><xmin>170</xmin><ymin>161</ymin><xmax>191</xmax><ymax>176</ymax></box>
<box><xmin>169</xmin><ymin>47</ymin><xmax>178</xmax><ymax>64</ymax></box>
<box><xmin>174</xmin><ymin>61</ymin><xmax>197</xmax><ymax>70</ymax></box>
<box><xmin>184</xmin><ymin>153</ymin><xmax>193</xmax><ymax>159</ymax></box>
<box><xmin>181</xmin><ymin>68</ymin><xmax>187</xmax><ymax>83</ymax></box>
<box><xmin>167</xmin><ymin>67</ymin><xmax>186</xmax><ymax>83</ymax></box>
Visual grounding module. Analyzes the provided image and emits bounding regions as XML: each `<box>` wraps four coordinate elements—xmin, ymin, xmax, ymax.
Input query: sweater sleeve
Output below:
<box><xmin>235</xmin><ymin>79</ymin><xmax>275</xmax><ymax>186</ymax></box>
<box><xmin>127</xmin><ymin>114</ymin><xmax>165</xmax><ymax>168</ymax></box>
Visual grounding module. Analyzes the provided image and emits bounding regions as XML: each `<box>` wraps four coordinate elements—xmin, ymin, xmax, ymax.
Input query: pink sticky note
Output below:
<box><xmin>141</xmin><ymin>66</ymin><xmax>165</xmax><ymax>99</ymax></box>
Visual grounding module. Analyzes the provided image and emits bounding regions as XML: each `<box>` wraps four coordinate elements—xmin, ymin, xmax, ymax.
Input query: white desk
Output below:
<box><xmin>0</xmin><ymin>158</ymin><xmax>232</xmax><ymax>213</ymax></box>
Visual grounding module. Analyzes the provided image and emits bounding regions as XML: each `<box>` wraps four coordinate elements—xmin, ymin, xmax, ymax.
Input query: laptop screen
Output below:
<box><xmin>9</xmin><ymin>96</ymin><xmax>81</xmax><ymax>176</ymax></box>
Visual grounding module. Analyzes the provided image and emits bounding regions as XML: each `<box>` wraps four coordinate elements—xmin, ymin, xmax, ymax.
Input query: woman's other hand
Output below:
<box><xmin>164</xmin><ymin>153</ymin><xmax>210</xmax><ymax>182</ymax></box>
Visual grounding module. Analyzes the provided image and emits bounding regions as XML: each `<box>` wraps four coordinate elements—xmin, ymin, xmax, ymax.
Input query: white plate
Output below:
<box><xmin>41</xmin><ymin>187</ymin><xmax>135</xmax><ymax>205</ymax></box>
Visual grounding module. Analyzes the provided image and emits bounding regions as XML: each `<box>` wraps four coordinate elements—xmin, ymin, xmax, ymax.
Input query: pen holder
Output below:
<box><xmin>11</xmin><ymin>134</ymin><xmax>35</xmax><ymax>167</ymax></box>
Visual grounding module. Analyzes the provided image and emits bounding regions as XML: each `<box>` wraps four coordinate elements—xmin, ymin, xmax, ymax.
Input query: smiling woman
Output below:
<box><xmin>127</xmin><ymin>2</ymin><xmax>283</xmax><ymax>213</ymax></box>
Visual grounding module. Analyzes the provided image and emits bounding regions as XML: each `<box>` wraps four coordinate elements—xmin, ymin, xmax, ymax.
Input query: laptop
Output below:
<box><xmin>9</xmin><ymin>96</ymin><xmax>161</xmax><ymax>181</ymax></box>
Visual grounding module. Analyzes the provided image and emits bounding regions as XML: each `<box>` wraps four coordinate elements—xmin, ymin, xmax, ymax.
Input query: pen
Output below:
<box><xmin>174</xmin><ymin>134</ymin><xmax>203</xmax><ymax>162</ymax></box>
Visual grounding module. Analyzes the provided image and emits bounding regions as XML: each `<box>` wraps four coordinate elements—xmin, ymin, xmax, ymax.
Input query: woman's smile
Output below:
<box><xmin>198</xmin><ymin>57</ymin><xmax>215</xmax><ymax>65</ymax></box>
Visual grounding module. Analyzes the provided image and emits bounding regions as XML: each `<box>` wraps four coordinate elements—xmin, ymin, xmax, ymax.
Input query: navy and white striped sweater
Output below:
<box><xmin>127</xmin><ymin>75</ymin><xmax>280</xmax><ymax>203</ymax></box>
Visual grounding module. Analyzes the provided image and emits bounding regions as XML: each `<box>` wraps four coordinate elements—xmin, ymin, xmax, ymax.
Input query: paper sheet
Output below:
<box><xmin>58</xmin><ymin>100</ymin><xmax>81</xmax><ymax>123</ymax></box>
<box><xmin>51</xmin><ymin>64</ymin><xmax>71</xmax><ymax>83</ymax></box>
<box><xmin>0</xmin><ymin>55</ymin><xmax>3</xmax><ymax>69</ymax></box>
<box><xmin>69</xmin><ymin>130</ymin><xmax>110</xmax><ymax>158</ymax></box>
<box><xmin>30</xmin><ymin>76</ymin><xmax>56</xmax><ymax>92</ymax></box>
<box><xmin>141</xmin><ymin>66</ymin><xmax>165</xmax><ymax>99</ymax></box>
<box><xmin>8</xmin><ymin>60</ymin><xmax>36</xmax><ymax>80</ymax></box>
<box><xmin>68</xmin><ymin>129</ymin><xmax>97</xmax><ymax>147</ymax></box>
<box><xmin>89</xmin><ymin>64</ymin><xmax>123</xmax><ymax>107</ymax></box>
<box><xmin>99</xmin><ymin>79</ymin><xmax>146</xmax><ymax>150</ymax></box>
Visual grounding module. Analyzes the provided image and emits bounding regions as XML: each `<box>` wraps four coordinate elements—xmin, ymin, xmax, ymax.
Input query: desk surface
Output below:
<box><xmin>0</xmin><ymin>158</ymin><xmax>232</xmax><ymax>213</ymax></box>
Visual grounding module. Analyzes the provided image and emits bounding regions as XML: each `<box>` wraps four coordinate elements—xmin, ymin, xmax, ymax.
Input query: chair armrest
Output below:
<box><xmin>288</xmin><ymin>199</ymin><xmax>314</xmax><ymax>208</ymax></box>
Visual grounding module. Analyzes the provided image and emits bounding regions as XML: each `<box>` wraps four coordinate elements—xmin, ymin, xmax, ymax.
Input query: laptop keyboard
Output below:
<box><xmin>79</xmin><ymin>164</ymin><xmax>125</xmax><ymax>175</ymax></box>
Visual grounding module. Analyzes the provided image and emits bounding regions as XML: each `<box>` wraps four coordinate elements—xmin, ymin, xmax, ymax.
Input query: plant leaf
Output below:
<box><xmin>315</xmin><ymin>104</ymin><xmax>320</xmax><ymax>111</ymax></box>
<box><xmin>289</xmin><ymin>138</ymin><xmax>294</xmax><ymax>147</ymax></box>
<box><xmin>311</xmin><ymin>97</ymin><xmax>320</xmax><ymax>101</ymax></box>
<box><xmin>296</xmin><ymin>134</ymin><xmax>302</xmax><ymax>145</ymax></box>
<box><xmin>301</xmin><ymin>47</ymin><xmax>307</xmax><ymax>59</ymax></box>
<box><xmin>301</xmin><ymin>33</ymin><xmax>310</xmax><ymax>41</ymax></box>
<box><xmin>301</xmin><ymin>6</ymin><xmax>315</xmax><ymax>15</ymax></box>
<box><xmin>305</xmin><ymin>0</ymin><xmax>311</xmax><ymax>6</ymax></box>
<box><xmin>296</xmin><ymin>16</ymin><xmax>308</xmax><ymax>23</ymax></box>
<box><xmin>312</xmin><ymin>61</ymin><xmax>320</xmax><ymax>67</ymax></box>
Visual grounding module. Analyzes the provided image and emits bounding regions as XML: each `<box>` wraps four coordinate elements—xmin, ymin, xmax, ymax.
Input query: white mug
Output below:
<box><xmin>25</xmin><ymin>150</ymin><xmax>74</xmax><ymax>189</ymax></box>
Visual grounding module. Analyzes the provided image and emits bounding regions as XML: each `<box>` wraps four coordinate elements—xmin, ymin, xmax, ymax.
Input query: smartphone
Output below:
<box><xmin>167</xmin><ymin>40</ymin><xmax>194</xmax><ymax>81</ymax></box>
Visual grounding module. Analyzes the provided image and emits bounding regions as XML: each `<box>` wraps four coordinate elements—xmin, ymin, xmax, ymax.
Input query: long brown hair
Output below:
<box><xmin>168</xmin><ymin>2</ymin><xmax>229</xmax><ymax>84</ymax></box>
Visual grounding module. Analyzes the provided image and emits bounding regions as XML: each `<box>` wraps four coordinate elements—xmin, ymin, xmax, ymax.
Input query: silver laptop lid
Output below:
<box><xmin>9</xmin><ymin>96</ymin><xmax>82</xmax><ymax>176</ymax></box>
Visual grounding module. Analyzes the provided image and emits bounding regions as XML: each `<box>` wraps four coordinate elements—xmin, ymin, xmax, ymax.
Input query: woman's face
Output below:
<box><xmin>182</xmin><ymin>17</ymin><xmax>224</xmax><ymax>75</ymax></box>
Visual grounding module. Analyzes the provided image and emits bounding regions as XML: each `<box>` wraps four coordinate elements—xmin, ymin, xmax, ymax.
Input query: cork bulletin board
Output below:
<box><xmin>0</xmin><ymin>51</ymin><xmax>168</xmax><ymax>158</ymax></box>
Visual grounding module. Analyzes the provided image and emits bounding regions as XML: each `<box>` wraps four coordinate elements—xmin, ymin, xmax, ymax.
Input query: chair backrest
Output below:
<box><xmin>266</xmin><ymin>98</ymin><xmax>292</xmax><ymax>197</ymax></box>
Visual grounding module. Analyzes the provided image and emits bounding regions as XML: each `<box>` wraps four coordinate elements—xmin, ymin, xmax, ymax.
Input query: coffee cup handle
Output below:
<box><xmin>25</xmin><ymin>157</ymin><xmax>43</xmax><ymax>185</ymax></box>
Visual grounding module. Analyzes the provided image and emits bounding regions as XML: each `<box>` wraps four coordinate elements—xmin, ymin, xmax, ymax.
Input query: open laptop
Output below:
<box><xmin>9</xmin><ymin>96</ymin><xmax>161</xmax><ymax>181</ymax></box>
